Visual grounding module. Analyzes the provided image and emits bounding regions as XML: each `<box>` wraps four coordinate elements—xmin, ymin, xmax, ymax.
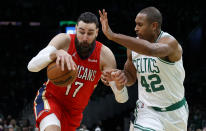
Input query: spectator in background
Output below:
<box><xmin>202</xmin><ymin>119</ymin><xmax>206</xmax><ymax>131</ymax></box>
<box><xmin>77</xmin><ymin>124</ymin><xmax>90</xmax><ymax>131</ymax></box>
<box><xmin>0</xmin><ymin>118</ymin><xmax>3</xmax><ymax>131</ymax></box>
<box><xmin>7</xmin><ymin>115</ymin><xmax>12</xmax><ymax>123</ymax></box>
<box><xmin>94</xmin><ymin>121</ymin><xmax>102</xmax><ymax>131</ymax></box>
<box><xmin>8</xmin><ymin>119</ymin><xmax>20</xmax><ymax>131</ymax></box>
<box><xmin>94</xmin><ymin>126</ymin><xmax>101</xmax><ymax>131</ymax></box>
<box><xmin>22</xmin><ymin>119</ymin><xmax>34</xmax><ymax>131</ymax></box>
<box><xmin>0</xmin><ymin>112</ymin><xmax>3</xmax><ymax>120</ymax></box>
<box><xmin>3</xmin><ymin>119</ymin><xmax>9</xmax><ymax>130</ymax></box>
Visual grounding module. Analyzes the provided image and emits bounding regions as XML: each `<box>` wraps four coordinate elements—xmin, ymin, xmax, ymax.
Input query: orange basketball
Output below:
<box><xmin>47</xmin><ymin>61</ymin><xmax>78</xmax><ymax>87</ymax></box>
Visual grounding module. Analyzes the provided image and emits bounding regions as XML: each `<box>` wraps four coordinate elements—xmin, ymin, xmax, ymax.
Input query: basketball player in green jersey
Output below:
<box><xmin>99</xmin><ymin>7</ymin><xmax>189</xmax><ymax>131</ymax></box>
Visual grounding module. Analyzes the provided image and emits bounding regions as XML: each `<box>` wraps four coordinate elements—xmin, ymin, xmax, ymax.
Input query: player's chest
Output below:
<box><xmin>132</xmin><ymin>56</ymin><xmax>160</xmax><ymax>74</ymax></box>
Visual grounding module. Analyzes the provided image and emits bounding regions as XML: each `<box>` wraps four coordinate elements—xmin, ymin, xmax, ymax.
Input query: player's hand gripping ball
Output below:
<box><xmin>47</xmin><ymin>61</ymin><xmax>78</xmax><ymax>87</ymax></box>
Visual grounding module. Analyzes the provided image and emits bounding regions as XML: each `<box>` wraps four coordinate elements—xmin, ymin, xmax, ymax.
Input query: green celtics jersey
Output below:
<box><xmin>132</xmin><ymin>31</ymin><xmax>185</xmax><ymax>107</ymax></box>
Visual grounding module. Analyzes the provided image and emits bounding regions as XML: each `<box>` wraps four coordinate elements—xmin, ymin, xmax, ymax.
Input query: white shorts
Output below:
<box><xmin>39</xmin><ymin>113</ymin><xmax>61</xmax><ymax>131</ymax></box>
<box><xmin>130</xmin><ymin>100</ymin><xmax>189</xmax><ymax>131</ymax></box>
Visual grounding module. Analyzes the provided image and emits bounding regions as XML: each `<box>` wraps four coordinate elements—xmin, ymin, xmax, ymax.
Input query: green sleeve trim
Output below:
<box><xmin>134</xmin><ymin>124</ymin><xmax>156</xmax><ymax>131</ymax></box>
<box><xmin>157</xmin><ymin>57</ymin><xmax>175</xmax><ymax>65</ymax></box>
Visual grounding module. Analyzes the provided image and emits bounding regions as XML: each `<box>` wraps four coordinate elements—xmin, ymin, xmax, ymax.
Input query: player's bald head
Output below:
<box><xmin>138</xmin><ymin>7</ymin><xmax>162</xmax><ymax>29</ymax></box>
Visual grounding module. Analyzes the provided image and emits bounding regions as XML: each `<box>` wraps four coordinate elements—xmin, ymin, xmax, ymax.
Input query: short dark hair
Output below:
<box><xmin>77</xmin><ymin>12</ymin><xmax>99</xmax><ymax>28</ymax></box>
<box><xmin>139</xmin><ymin>7</ymin><xmax>162</xmax><ymax>28</ymax></box>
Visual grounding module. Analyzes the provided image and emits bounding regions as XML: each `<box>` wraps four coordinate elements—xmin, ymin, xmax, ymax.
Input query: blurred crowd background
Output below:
<box><xmin>0</xmin><ymin>0</ymin><xmax>206</xmax><ymax>131</ymax></box>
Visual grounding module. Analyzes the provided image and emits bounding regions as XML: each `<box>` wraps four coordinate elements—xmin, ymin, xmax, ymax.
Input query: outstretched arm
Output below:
<box><xmin>99</xmin><ymin>9</ymin><xmax>182</xmax><ymax>62</ymax></box>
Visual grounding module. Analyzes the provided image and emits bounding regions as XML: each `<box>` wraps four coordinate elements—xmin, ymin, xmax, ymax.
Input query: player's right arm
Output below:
<box><xmin>102</xmin><ymin>49</ymin><xmax>136</xmax><ymax>103</ymax></box>
<box><xmin>103</xmin><ymin>49</ymin><xmax>136</xmax><ymax>87</ymax></box>
<box><xmin>27</xmin><ymin>33</ymin><xmax>76</xmax><ymax>72</ymax></box>
<box><xmin>100</xmin><ymin>45</ymin><xmax>129</xmax><ymax>103</ymax></box>
<box><xmin>124</xmin><ymin>49</ymin><xmax>137</xmax><ymax>86</ymax></box>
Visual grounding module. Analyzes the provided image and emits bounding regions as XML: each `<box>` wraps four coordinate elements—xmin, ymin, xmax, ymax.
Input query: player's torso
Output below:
<box><xmin>46</xmin><ymin>34</ymin><xmax>102</xmax><ymax>111</ymax></box>
<box><xmin>132</xmin><ymin>31</ymin><xmax>185</xmax><ymax>107</ymax></box>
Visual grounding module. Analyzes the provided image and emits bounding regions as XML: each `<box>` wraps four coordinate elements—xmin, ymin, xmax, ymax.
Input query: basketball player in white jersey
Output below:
<box><xmin>99</xmin><ymin>7</ymin><xmax>189</xmax><ymax>131</ymax></box>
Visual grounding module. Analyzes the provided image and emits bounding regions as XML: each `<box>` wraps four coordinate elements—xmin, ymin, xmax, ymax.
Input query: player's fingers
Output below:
<box><xmin>101</xmin><ymin>74</ymin><xmax>110</xmax><ymax>83</ymax></box>
<box><xmin>115</xmin><ymin>73</ymin><xmax>125</xmax><ymax>82</ymax></box>
<box><xmin>112</xmin><ymin>70</ymin><xmax>127</xmax><ymax>84</ymax></box>
<box><xmin>65</xmin><ymin>56</ymin><xmax>71</xmax><ymax>71</ymax></box>
<box><xmin>71</xmin><ymin>60</ymin><xmax>76</xmax><ymax>70</ymax></box>
<box><xmin>102</xmin><ymin>70</ymin><xmax>111</xmax><ymax>76</ymax></box>
<box><xmin>101</xmin><ymin>77</ymin><xmax>109</xmax><ymax>86</ymax></box>
<box><xmin>56</xmin><ymin>56</ymin><xmax>60</xmax><ymax>67</ymax></box>
<box><xmin>120</xmin><ymin>73</ymin><xmax>127</xmax><ymax>85</ymax></box>
<box><xmin>111</xmin><ymin>71</ymin><xmax>116</xmax><ymax>78</ymax></box>
<box><xmin>116</xmin><ymin>72</ymin><xmax>124</xmax><ymax>79</ymax></box>
<box><xmin>105</xmin><ymin>81</ymin><xmax>110</xmax><ymax>86</ymax></box>
<box><xmin>115</xmin><ymin>79</ymin><xmax>126</xmax><ymax>86</ymax></box>
<box><xmin>103</xmin><ymin>9</ymin><xmax>107</xmax><ymax>18</ymax></box>
<box><xmin>118</xmin><ymin>76</ymin><xmax>127</xmax><ymax>85</ymax></box>
<box><xmin>103</xmin><ymin>9</ymin><xmax>106</xmax><ymax>16</ymax></box>
<box><xmin>101</xmin><ymin>74</ymin><xmax>110</xmax><ymax>81</ymax></box>
<box><xmin>101</xmin><ymin>72</ymin><xmax>107</xmax><ymax>77</ymax></box>
<box><xmin>111</xmin><ymin>72</ymin><xmax>120</xmax><ymax>81</ymax></box>
<box><xmin>67</xmin><ymin>56</ymin><xmax>72</xmax><ymax>71</ymax></box>
<box><xmin>69</xmin><ymin>56</ymin><xmax>76</xmax><ymax>70</ymax></box>
<box><xmin>99</xmin><ymin>10</ymin><xmax>103</xmax><ymax>17</ymax></box>
<box><xmin>111</xmin><ymin>70</ymin><xmax>121</xmax><ymax>77</ymax></box>
<box><xmin>61</xmin><ymin>56</ymin><xmax>64</xmax><ymax>71</ymax></box>
<box><xmin>101</xmin><ymin>76</ymin><xmax>107</xmax><ymax>82</ymax></box>
<box><xmin>106</xmin><ymin>71</ymin><xmax>113</xmax><ymax>76</ymax></box>
<box><xmin>115</xmin><ymin>70</ymin><xmax>123</xmax><ymax>76</ymax></box>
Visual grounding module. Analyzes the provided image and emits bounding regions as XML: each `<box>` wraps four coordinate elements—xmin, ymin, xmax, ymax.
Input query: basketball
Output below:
<box><xmin>47</xmin><ymin>61</ymin><xmax>78</xmax><ymax>87</ymax></box>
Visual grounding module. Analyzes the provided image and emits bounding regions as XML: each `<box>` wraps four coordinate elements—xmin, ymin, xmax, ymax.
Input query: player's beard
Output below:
<box><xmin>75</xmin><ymin>37</ymin><xmax>96</xmax><ymax>59</ymax></box>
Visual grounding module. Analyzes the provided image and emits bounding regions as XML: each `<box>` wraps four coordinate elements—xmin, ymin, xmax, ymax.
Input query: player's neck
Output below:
<box><xmin>153</xmin><ymin>29</ymin><xmax>161</xmax><ymax>43</ymax></box>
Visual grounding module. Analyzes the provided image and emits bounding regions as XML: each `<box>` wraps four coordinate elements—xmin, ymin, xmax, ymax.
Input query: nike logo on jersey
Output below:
<box><xmin>88</xmin><ymin>58</ymin><xmax>97</xmax><ymax>63</ymax></box>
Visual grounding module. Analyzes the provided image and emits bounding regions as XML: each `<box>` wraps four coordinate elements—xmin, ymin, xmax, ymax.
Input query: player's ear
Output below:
<box><xmin>152</xmin><ymin>22</ymin><xmax>158</xmax><ymax>31</ymax></box>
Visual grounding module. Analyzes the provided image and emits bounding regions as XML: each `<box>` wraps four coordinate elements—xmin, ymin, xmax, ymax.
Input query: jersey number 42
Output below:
<box><xmin>141</xmin><ymin>74</ymin><xmax>165</xmax><ymax>92</ymax></box>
